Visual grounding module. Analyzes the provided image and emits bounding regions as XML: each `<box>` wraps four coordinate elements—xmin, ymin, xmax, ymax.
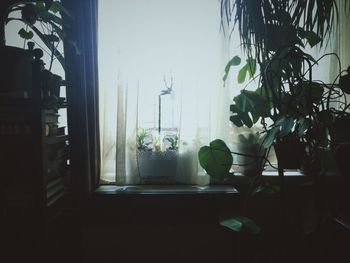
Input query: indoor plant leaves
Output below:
<box><xmin>220</xmin><ymin>216</ymin><xmax>261</xmax><ymax>235</ymax></box>
<box><xmin>223</xmin><ymin>55</ymin><xmax>241</xmax><ymax>82</ymax></box>
<box><xmin>198</xmin><ymin>139</ymin><xmax>233</xmax><ymax>180</ymax></box>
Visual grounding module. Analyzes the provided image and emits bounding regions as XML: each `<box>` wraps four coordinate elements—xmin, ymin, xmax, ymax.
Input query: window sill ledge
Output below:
<box><xmin>94</xmin><ymin>184</ymin><xmax>238</xmax><ymax>195</ymax></box>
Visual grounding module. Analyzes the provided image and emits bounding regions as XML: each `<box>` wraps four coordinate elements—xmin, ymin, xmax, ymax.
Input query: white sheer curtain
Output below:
<box><xmin>98</xmin><ymin>0</ymin><xmax>231</xmax><ymax>184</ymax></box>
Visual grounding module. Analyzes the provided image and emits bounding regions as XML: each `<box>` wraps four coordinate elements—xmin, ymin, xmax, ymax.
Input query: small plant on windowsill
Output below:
<box><xmin>137</xmin><ymin>129</ymin><xmax>179</xmax><ymax>182</ymax></box>
<box><xmin>136</xmin><ymin>75</ymin><xmax>179</xmax><ymax>182</ymax></box>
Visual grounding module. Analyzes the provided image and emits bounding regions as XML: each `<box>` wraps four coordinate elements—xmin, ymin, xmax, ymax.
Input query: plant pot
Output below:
<box><xmin>274</xmin><ymin>139</ymin><xmax>305</xmax><ymax>169</ymax></box>
<box><xmin>330</xmin><ymin>115</ymin><xmax>350</xmax><ymax>146</ymax></box>
<box><xmin>137</xmin><ymin>149</ymin><xmax>178</xmax><ymax>182</ymax></box>
<box><xmin>334</xmin><ymin>142</ymin><xmax>350</xmax><ymax>179</ymax></box>
<box><xmin>315</xmin><ymin>146</ymin><xmax>337</xmax><ymax>174</ymax></box>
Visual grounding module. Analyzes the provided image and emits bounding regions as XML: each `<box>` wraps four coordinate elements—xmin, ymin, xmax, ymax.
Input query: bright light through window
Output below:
<box><xmin>98</xmin><ymin>0</ymin><xmax>231</xmax><ymax>183</ymax></box>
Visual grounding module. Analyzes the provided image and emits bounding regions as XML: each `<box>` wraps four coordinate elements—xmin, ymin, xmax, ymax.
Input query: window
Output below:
<box><xmin>98</xmin><ymin>0</ymin><xmax>349</xmax><ymax>185</ymax></box>
<box><xmin>98</xmin><ymin>0</ymin><xmax>234</xmax><ymax>185</ymax></box>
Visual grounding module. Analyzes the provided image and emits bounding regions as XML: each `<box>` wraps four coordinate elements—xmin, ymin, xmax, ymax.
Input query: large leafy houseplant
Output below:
<box><xmin>222</xmin><ymin>0</ymin><xmax>350</xmax><ymax>172</ymax></box>
<box><xmin>198</xmin><ymin>0</ymin><xmax>349</xmax><ymax>236</ymax></box>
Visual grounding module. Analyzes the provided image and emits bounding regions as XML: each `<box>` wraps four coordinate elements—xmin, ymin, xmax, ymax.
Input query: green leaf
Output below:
<box><xmin>234</xmin><ymin>93</ymin><xmax>250</xmax><ymax>112</ymax></box>
<box><xmin>230</xmin><ymin>115</ymin><xmax>244</xmax><ymax>127</ymax></box>
<box><xmin>262</xmin><ymin>127</ymin><xmax>280</xmax><ymax>148</ymax></box>
<box><xmin>246</xmin><ymin>57</ymin><xmax>257</xmax><ymax>78</ymax></box>
<box><xmin>309</xmin><ymin>82</ymin><xmax>324</xmax><ymax>102</ymax></box>
<box><xmin>49</xmin><ymin>1</ymin><xmax>62</xmax><ymax>13</ymax></box>
<box><xmin>34</xmin><ymin>1</ymin><xmax>46</xmax><ymax>13</ymax></box>
<box><xmin>240</xmin><ymin>112</ymin><xmax>253</xmax><ymax>128</ymax></box>
<box><xmin>198</xmin><ymin>139</ymin><xmax>233</xmax><ymax>180</ymax></box>
<box><xmin>241</xmin><ymin>90</ymin><xmax>271</xmax><ymax>118</ymax></box>
<box><xmin>298</xmin><ymin>28</ymin><xmax>322</xmax><ymax>47</ymax></box>
<box><xmin>254</xmin><ymin>182</ymin><xmax>280</xmax><ymax>195</ymax></box>
<box><xmin>220</xmin><ymin>216</ymin><xmax>261</xmax><ymax>234</ymax></box>
<box><xmin>279</xmin><ymin>117</ymin><xmax>295</xmax><ymax>137</ymax></box>
<box><xmin>237</xmin><ymin>64</ymin><xmax>248</xmax><ymax>84</ymax></box>
<box><xmin>223</xmin><ymin>56</ymin><xmax>241</xmax><ymax>82</ymax></box>
<box><xmin>297</xmin><ymin>118</ymin><xmax>309</xmax><ymax>137</ymax></box>
<box><xmin>18</xmin><ymin>28</ymin><xmax>34</xmax><ymax>39</ymax></box>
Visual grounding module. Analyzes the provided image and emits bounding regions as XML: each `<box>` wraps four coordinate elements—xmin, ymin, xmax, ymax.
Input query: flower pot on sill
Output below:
<box><xmin>334</xmin><ymin>142</ymin><xmax>350</xmax><ymax>180</ymax></box>
<box><xmin>137</xmin><ymin>149</ymin><xmax>178</xmax><ymax>182</ymax></box>
<box><xmin>274</xmin><ymin>139</ymin><xmax>305</xmax><ymax>169</ymax></box>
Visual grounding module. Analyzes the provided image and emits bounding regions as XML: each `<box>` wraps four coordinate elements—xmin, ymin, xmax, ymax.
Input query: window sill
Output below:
<box><xmin>94</xmin><ymin>184</ymin><xmax>238</xmax><ymax>195</ymax></box>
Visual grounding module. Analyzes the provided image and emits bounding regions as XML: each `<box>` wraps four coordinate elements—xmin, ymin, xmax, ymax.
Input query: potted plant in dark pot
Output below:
<box><xmin>198</xmin><ymin>0</ymin><xmax>345</xmax><ymax>238</ymax></box>
<box><xmin>198</xmin><ymin>1</ymin><xmax>348</xmax><ymax>261</ymax></box>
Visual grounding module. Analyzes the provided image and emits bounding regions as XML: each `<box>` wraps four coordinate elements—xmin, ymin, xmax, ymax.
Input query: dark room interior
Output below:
<box><xmin>1</xmin><ymin>1</ymin><xmax>350</xmax><ymax>263</ymax></box>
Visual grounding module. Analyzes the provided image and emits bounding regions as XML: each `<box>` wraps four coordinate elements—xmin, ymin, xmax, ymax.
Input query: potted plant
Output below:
<box><xmin>137</xmin><ymin>129</ymin><xmax>179</xmax><ymax>182</ymax></box>
<box><xmin>136</xmin><ymin>76</ymin><xmax>179</xmax><ymax>182</ymax></box>
<box><xmin>197</xmin><ymin>0</ymin><xmax>347</xmax><ymax>241</ymax></box>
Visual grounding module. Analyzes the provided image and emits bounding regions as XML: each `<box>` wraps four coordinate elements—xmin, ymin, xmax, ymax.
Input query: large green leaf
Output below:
<box><xmin>49</xmin><ymin>1</ymin><xmax>62</xmax><ymax>13</ymax></box>
<box><xmin>262</xmin><ymin>126</ymin><xmax>280</xmax><ymax>148</ymax></box>
<box><xmin>241</xmin><ymin>90</ymin><xmax>271</xmax><ymax>118</ymax></box>
<box><xmin>279</xmin><ymin>116</ymin><xmax>295</xmax><ymax>137</ymax></box>
<box><xmin>198</xmin><ymin>139</ymin><xmax>233</xmax><ymax>180</ymax></box>
<box><xmin>237</xmin><ymin>64</ymin><xmax>248</xmax><ymax>84</ymax></box>
<box><xmin>230</xmin><ymin>115</ymin><xmax>244</xmax><ymax>127</ymax></box>
<box><xmin>246</xmin><ymin>57</ymin><xmax>257</xmax><ymax>78</ymax></box>
<box><xmin>309</xmin><ymin>82</ymin><xmax>324</xmax><ymax>102</ymax></box>
<box><xmin>240</xmin><ymin>112</ymin><xmax>253</xmax><ymax>128</ymax></box>
<box><xmin>220</xmin><ymin>216</ymin><xmax>261</xmax><ymax>234</ymax></box>
<box><xmin>234</xmin><ymin>92</ymin><xmax>250</xmax><ymax>112</ymax></box>
<box><xmin>297</xmin><ymin>118</ymin><xmax>309</xmax><ymax>137</ymax></box>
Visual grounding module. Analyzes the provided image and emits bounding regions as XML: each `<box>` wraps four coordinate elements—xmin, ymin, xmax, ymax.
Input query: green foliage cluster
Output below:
<box><xmin>164</xmin><ymin>134</ymin><xmax>179</xmax><ymax>150</ymax></box>
<box><xmin>5</xmin><ymin>0</ymin><xmax>74</xmax><ymax>70</ymax></box>
<box><xmin>224</xmin><ymin>13</ymin><xmax>350</xmax><ymax>153</ymax></box>
<box><xmin>137</xmin><ymin>129</ymin><xmax>179</xmax><ymax>152</ymax></box>
<box><xmin>136</xmin><ymin>128</ymin><xmax>151</xmax><ymax>151</ymax></box>
<box><xmin>198</xmin><ymin>0</ymin><xmax>349</xmax><ymax>235</ymax></box>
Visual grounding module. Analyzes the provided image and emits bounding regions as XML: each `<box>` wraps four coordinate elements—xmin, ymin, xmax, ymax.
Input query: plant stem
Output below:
<box><xmin>158</xmin><ymin>95</ymin><xmax>161</xmax><ymax>134</ymax></box>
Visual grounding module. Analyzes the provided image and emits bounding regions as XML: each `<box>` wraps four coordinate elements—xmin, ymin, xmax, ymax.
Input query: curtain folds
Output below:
<box><xmin>99</xmin><ymin>0</ymin><xmax>230</xmax><ymax>185</ymax></box>
<box><xmin>62</xmin><ymin>0</ymin><xmax>100</xmax><ymax>195</ymax></box>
